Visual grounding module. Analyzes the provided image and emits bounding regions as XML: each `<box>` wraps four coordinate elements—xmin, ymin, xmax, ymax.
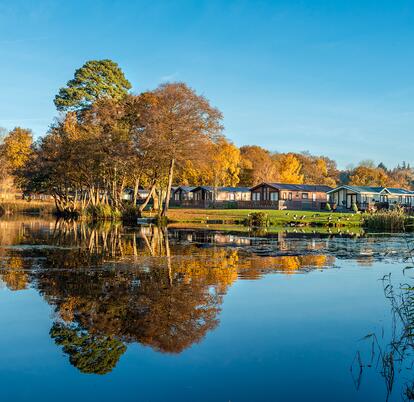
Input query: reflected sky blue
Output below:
<box><xmin>0</xmin><ymin>218</ymin><xmax>411</xmax><ymax>401</ymax></box>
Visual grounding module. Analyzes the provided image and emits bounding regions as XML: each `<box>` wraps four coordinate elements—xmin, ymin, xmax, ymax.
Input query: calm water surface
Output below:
<box><xmin>0</xmin><ymin>216</ymin><xmax>413</xmax><ymax>401</ymax></box>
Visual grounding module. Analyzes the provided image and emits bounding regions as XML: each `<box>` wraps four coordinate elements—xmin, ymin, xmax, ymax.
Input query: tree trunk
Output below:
<box><xmin>162</xmin><ymin>226</ymin><xmax>173</xmax><ymax>286</ymax></box>
<box><xmin>138</xmin><ymin>183</ymin><xmax>156</xmax><ymax>216</ymax></box>
<box><xmin>161</xmin><ymin>158</ymin><xmax>175</xmax><ymax>217</ymax></box>
<box><xmin>53</xmin><ymin>195</ymin><xmax>62</xmax><ymax>214</ymax></box>
<box><xmin>133</xmin><ymin>177</ymin><xmax>140</xmax><ymax>206</ymax></box>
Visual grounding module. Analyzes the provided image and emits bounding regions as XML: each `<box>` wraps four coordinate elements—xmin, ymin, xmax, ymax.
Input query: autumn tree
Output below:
<box><xmin>239</xmin><ymin>145</ymin><xmax>278</xmax><ymax>186</ymax></box>
<box><xmin>0</xmin><ymin>128</ymin><xmax>7</xmax><ymax>178</ymax></box>
<box><xmin>209</xmin><ymin>138</ymin><xmax>241</xmax><ymax>187</ymax></box>
<box><xmin>387</xmin><ymin>163</ymin><xmax>414</xmax><ymax>189</ymax></box>
<box><xmin>54</xmin><ymin>59</ymin><xmax>131</xmax><ymax>112</ymax></box>
<box><xmin>274</xmin><ymin>153</ymin><xmax>304</xmax><ymax>184</ymax></box>
<box><xmin>1</xmin><ymin>127</ymin><xmax>33</xmax><ymax>171</ymax></box>
<box><xmin>175</xmin><ymin>139</ymin><xmax>241</xmax><ymax>187</ymax></box>
<box><xmin>140</xmin><ymin>83</ymin><xmax>223</xmax><ymax>217</ymax></box>
<box><xmin>297</xmin><ymin>152</ymin><xmax>338</xmax><ymax>187</ymax></box>
<box><xmin>349</xmin><ymin>165</ymin><xmax>390</xmax><ymax>186</ymax></box>
<box><xmin>19</xmin><ymin>102</ymin><xmax>136</xmax><ymax>214</ymax></box>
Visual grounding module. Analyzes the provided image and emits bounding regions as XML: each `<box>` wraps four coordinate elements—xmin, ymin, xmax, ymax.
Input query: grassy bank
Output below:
<box><xmin>147</xmin><ymin>208</ymin><xmax>362</xmax><ymax>228</ymax></box>
<box><xmin>168</xmin><ymin>222</ymin><xmax>364</xmax><ymax>235</ymax></box>
<box><xmin>0</xmin><ymin>200</ymin><xmax>55</xmax><ymax>215</ymax></box>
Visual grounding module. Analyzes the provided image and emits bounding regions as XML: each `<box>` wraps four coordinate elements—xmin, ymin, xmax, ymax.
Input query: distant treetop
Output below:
<box><xmin>54</xmin><ymin>59</ymin><xmax>131</xmax><ymax>112</ymax></box>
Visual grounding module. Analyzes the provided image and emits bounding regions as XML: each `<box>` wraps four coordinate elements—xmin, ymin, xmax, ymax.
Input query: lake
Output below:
<box><xmin>0</xmin><ymin>216</ymin><xmax>413</xmax><ymax>401</ymax></box>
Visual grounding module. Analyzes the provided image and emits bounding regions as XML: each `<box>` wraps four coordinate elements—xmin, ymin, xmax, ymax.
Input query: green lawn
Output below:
<box><xmin>149</xmin><ymin>207</ymin><xmax>362</xmax><ymax>227</ymax></box>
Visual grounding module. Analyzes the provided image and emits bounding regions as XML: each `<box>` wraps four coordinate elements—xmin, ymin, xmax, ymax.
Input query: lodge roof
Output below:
<box><xmin>250</xmin><ymin>182</ymin><xmax>333</xmax><ymax>192</ymax></box>
<box><xmin>327</xmin><ymin>185</ymin><xmax>414</xmax><ymax>195</ymax></box>
<box><xmin>191</xmin><ymin>186</ymin><xmax>251</xmax><ymax>193</ymax></box>
<box><xmin>173</xmin><ymin>186</ymin><xmax>196</xmax><ymax>193</ymax></box>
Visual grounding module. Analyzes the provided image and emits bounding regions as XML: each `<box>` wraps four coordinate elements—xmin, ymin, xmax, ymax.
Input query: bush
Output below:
<box><xmin>223</xmin><ymin>202</ymin><xmax>238</xmax><ymax>209</ymax></box>
<box><xmin>325</xmin><ymin>203</ymin><xmax>332</xmax><ymax>211</ymax></box>
<box><xmin>352</xmin><ymin>203</ymin><xmax>359</xmax><ymax>213</ymax></box>
<box><xmin>244</xmin><ymin>212</ymin><xmax>269</xmax><ymax>227</ymax></box>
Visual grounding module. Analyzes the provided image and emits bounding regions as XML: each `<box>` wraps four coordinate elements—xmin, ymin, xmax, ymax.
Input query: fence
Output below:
<box><xmin>172</xmin><ymin>199</ymin><xmax>325</xmax><ymax>211</ymax></box>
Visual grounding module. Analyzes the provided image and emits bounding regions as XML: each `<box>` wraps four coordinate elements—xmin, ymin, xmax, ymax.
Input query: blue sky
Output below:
<box><xmin>1</xmin><ymin>0</ymin><xmax>414</xmax><ymax>169</ymax></box>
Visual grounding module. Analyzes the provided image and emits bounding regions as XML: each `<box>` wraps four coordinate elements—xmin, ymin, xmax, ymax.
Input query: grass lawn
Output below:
<box><xmin>147</xmin><ymin>207</ymin><xmax>362</xmax><ymax>227</ymax></box>
<box><xmin>168</xmin><ymin>222</ymin><xmax>364</xmax><ymax>235</ymax></box>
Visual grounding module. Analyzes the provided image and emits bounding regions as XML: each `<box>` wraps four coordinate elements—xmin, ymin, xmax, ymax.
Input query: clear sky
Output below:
<box><xmin>1</xmin><ymin>0</ymin><xmax>413</xmax><ymax>169</ymax></box>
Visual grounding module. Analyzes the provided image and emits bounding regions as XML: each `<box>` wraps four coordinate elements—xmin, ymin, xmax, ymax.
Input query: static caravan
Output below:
<box><xmin>191</xmin><ymin>186</ymin><xmax>251</xmax><ymax>203</ymax></box>
<box><xmin>249</xmin><ymin>183</ymin><xmax>332</xmax><ymax>210</ymax></box>
<box><xmin>327</xmin><ymin>185</ymin><xmax>414</xmax><ymax>211</ymax></box>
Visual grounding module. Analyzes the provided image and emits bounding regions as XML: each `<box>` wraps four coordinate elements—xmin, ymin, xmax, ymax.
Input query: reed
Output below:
<box><xmin>0</xmin><ymin>199</ymin><xmax>55</xmax><ymax>215</ymax></box>
<box><xmin>362</xmin><ymin>208</ymin><xmax>413</xmax><ymax>232</ymax></box>
<box><xmin>84</xmin><ymin>204</ymin><xmax>122</xmax><ymax>221</ymax></box>
<box><xmin>352</xmin><ymin>226</ymin><xmax>414</xmax><ymax>399</ymax></box>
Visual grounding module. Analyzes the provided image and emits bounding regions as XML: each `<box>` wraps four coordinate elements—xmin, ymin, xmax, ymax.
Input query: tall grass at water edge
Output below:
<box><xmin>363</xmin><ymin>208</ymin><xmax>413</xmax><ymax>232</ymax></box>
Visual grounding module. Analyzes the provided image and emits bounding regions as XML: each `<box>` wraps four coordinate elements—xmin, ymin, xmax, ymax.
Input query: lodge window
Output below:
<box><xmin>302</xmin><ymin>193</ymin><xmax>309</xmax><ymax>199</ymax></box>
<box><xmin>398</xmin><ymin>196</ymin><xmax>402</xmax><ymax>203</ymax></box>
<box><xmin>288</xmin><ymin>192</ymin><xmax>292</xmax><ymax>200</ymax></box>
<box><xmin>282</xmin><ymin>192</ymin><xmax>287</xmax><ymax>200</ymax></box>
<box><xmin>270</xmin><ymin>192</ymin><xmax>278</xmax><ymax>201</ymax></box>
<box><xmin>252</xmin><ymin>192</ymin><xmax>261</xmax><ymax>201</ymax></box>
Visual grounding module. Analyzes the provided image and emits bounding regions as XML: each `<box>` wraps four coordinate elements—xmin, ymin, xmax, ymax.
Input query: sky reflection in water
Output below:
<box><xmin>0</xmin><ymin>217</ymin><xmax>413</xmax><ymax>401</ymax></box>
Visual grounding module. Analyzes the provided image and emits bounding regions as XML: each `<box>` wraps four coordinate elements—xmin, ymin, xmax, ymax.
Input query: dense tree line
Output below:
<box><xmin>0</xmin><ymin>59</ymin><xmax>413</xmax><ymax>217</ymax></box>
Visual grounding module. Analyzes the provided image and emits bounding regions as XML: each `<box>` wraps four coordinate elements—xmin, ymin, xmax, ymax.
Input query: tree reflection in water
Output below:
<box><xmin>50</xmin><ymin>323</ymin><xmax>126</xmax><ymax>375</ymax></box>
<box><xmin>0</xmin><ymin>219</ymin><xmax>336</xmax><ymax>375</ymax></box>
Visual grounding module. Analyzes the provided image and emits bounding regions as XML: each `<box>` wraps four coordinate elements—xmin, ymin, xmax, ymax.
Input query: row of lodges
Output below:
<box><xmin>170</xmin><ymin>183</ymin><xmax>414</xmax><ymax>211</ymax></box>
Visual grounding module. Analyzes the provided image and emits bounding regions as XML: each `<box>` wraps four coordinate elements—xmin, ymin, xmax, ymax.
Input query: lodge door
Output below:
<box><xmin>346</xmin><ymin>194</ymin><xmax>357</xmax><ymax>209</ymax></box>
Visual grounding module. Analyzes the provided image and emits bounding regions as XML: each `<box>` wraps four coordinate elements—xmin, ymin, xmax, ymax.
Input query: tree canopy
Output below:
<box><xmin>54</xmin><ymin>59</ymin><xmax>131</xmax><ymax>112</ymax></box>
<box><xmin>0</xmin><ymin>127</ymin><xmax>33</xmax><ymax>170</ymax></box>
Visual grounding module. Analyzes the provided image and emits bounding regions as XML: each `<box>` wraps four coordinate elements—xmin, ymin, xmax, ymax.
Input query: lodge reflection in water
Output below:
<box><xmin>0</xmin><ymin>218</ymin><xmax>400</xmax><ymax>375</ymax></box>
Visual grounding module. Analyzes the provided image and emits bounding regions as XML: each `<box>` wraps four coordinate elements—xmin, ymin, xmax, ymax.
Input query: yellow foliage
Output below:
<box><xmin>2</xmin><ymin>127</ymin><xmax>33</xmax><ymax>170</ymax></box>
<box><xmin>275</xmin><ymin>153</ymin><xmax>304</xmax><ymax>184</ymax></box>
<box><xmin>1</xmin><ymin>256</ymin><xmax>28</xmax><ymax>291</ymax></box>
<box><xmin>349</xmin><ymin>166</ymin><xmax>390</xmax><ymax>186</ymax></box>
<box><xmin>209</xmin><ymin>138</ymin><xmax>241</xmax><ymax>186</ymax></box>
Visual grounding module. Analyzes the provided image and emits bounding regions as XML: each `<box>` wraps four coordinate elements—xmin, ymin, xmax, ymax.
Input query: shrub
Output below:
<box><xmin>223</xmin><ymin>202</ymin><xmax>238</xmax><ymax>209</ymax></box>
<box><xmin>244</xmin><ymin>212</ymin><xmax>269</xmax><ymax>227</ymax></box>
<box><xmin>325</xmin><ymin>203</ymin><xmax>331</xmax><ymax>211</ymax></box>
<box><xmin>352</xmin><ymin>203</ymin><xmax>359</xmax><ymax>213</ymax></box>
